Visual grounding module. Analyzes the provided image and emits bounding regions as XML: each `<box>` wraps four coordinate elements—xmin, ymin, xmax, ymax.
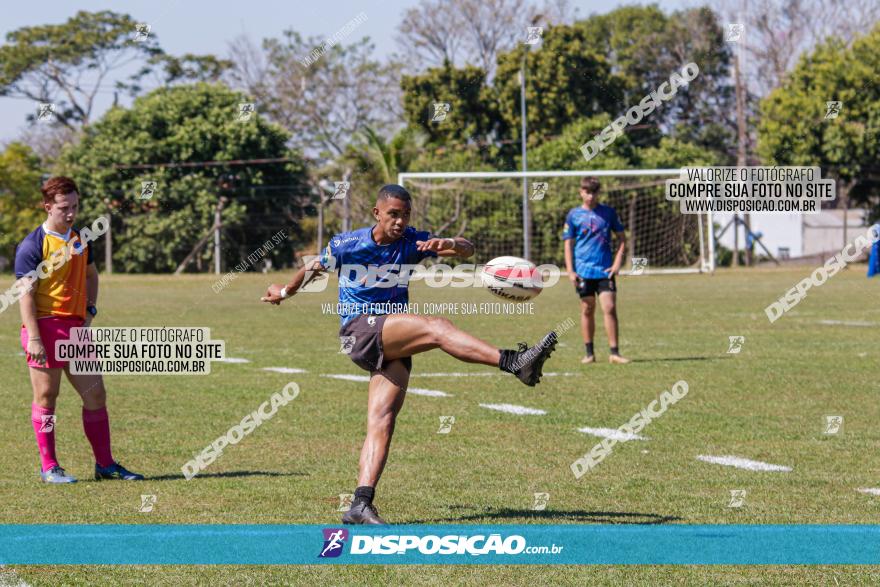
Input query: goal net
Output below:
<box><xmin>397</xmin><ymin>170</ymin><xmax>714</xmax><ymax>275</ymax></box>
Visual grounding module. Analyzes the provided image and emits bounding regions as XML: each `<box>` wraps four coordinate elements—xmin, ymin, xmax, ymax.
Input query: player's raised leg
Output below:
<box><xmin>381</xmin><ymin>313</ymin><xmax>557</xmax><ymax>387</ymax></box>
<box><xmin>599</xmin><ymin>291</ymin><xmax>629</xmax><ymax>364</ymax></box>
<box><xmin>65</xmin><ymin>370</ymin><xmax>144</xmax><ymax>480</ymax></box>
<box><xmin>579</xmin><ymin>296</ymin><xmax>597</xmax><ymax>364</ymax></box>
<box><xmin>342</xmin><ymin>360</ymin><xmax>409</xmax><ymax>525</ymax></box>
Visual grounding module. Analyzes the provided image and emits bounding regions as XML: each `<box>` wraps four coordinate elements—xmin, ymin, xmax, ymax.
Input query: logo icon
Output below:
<box><xmin>37</xmin><ymin>103</ymin><xmax>56</xmax><ymax>122</ymax></box>
<box><xmin>532</xmin><ymin>492</ymin><xmax>550</xmax><ymax>511</ymax></box>
<box><xmin>138</xmin><ymin>494</ymin><xmax>157</xmax><ymax>513</ymax></box>
<box><xmin>140</xmin><ymin>181</ymin><xmax>156</xmax><ymax>200</ymax></box>
<box><xmin>530</xmin><ymin>182</ymin><xmax>548</xmax><ymax>201</ymax></box>
<box><xmin>332</xmin><ymin>182</ymin><xmax>350</xmax><ymax>200</ymax></box>
<box><xmin>39</xmin><ymin>414</ymin><xmax>56</xmax><ymax>433</ymax></box>
<box><xmin>339</xmin><ymin>336</ymin><xmax>356</xmax><ymax>354</ymax></box>
<box><xmin>727</xmin><ymin>335</ymin><xmax>745</xmax><ymax>354</ymax></box>
<box><xmin>337</xmin><ymin>493</ymin><xmax>354</xmax><ymax>512</ymax></box>
<box><xmin>631</xmin><ymin>257</ymin><xmax>648</xmax><ymax>275</ymax></box>
<box><xmin>319</xmin><ymin>528</ymin><xmax>349</xmax><ymax>558</ymax></box>
<box><xmin>728</xmin><ymin>489</ymin><xmax>746</xmax><ymax>508</ymax></box>
<box><xmin>525</xmin><ymin>26</ymin><xmax>543</xmax><ymax>45</ymax></box>
<box><xmin>825</xmin><ymin>101</ymin><xmax>842</xmax><ymax>119</ymax></box>
<box><xmin>726</xmin><ymin>23</ymin><xmax>744</xmax><ymax>42</ymax></box>
<box><xmin>437</xmin><ymin>415</ymin><xmax>455</xmax><ymax>434</ymax></box>
<box><xmin>367</xmin><ymin>316</ymin><xmax>376</xmax><ymax>327</ymax></box>
<box><xmin>431</xmin><ymin>102</ymin><xmax>450</xmax><ymax>123</ymax></box>
<box><xmin>134</xmin><ymin>23</ymin><xmax>151</xmax><ymax>42</ymax></box>
<box><xmin>237</xmin><ymin>102</ymin><xmax>255</xmax><ymax>122</ymax></box>
<box><xmin>824</xmin><ymin>415</ymin><xmax>843</xmax><ymax>435</ymax></box>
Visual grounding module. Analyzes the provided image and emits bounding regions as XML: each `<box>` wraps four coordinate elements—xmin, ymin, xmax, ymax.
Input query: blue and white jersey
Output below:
<box><xmin>562</xmin><ymin>204</ymin><xmax>625</xmax><ymax>279</ymax></box>
<box><xmin>319</xmin><ymin>225</ymin><xmax>438</xmax><ymax>325</ymax></box>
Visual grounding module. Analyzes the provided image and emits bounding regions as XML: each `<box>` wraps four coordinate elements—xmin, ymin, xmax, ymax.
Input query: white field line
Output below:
<box><xmin>696</xmin><ymin>454</ymin><xmax>792</xmax><ymax>472</ymax></box>
<box><xmin>262</xmin><ymin>367</ymin><xmax>307</xmax><ymax>374</ymax></box>
<box><xmin>578</xmin><ymin>426</ymin><xmax>648</xmax><ymax>441</ymax></box>
<box><xmin>818</xmin><ymin>320</ymin><xmax>877</xmax><ymax>327</ymax></box>
<box><xmin>479</xmin><ymin>403</ymin><xmax>546</xmax><ymax>416</ymax></box>
<box><xmin>324</xmin><ymin>374</ymin><xmax>370</xmax><ymax>382</ymax></box>
<box><xmin>323</xmin><ymin>374</ymin><xmax>451</xmax><ymax>396</ymax></box>
<box><xmin>408</xmin><ymin>388</ymin><xmax>451</xmax><ymax>397</ymax></box>
<box><xmin>215</xmin><ymin>357</ymin><xmax>251</xmax><ymax>363</ymax></box>
<box><xmin>856</xmin><ymin>488</ymin><xmax>880</xmax><ymax>496</ymax></box>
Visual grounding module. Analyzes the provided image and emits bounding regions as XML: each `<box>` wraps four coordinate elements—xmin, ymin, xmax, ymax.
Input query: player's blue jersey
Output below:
<box><xmin>319</xmin><ymin>225</ymin><xmax>438</xmax><ymax>325</ymax></box>
<box><xmin>562</xmin><ymin>204</ymin><xmax>625</xmax><ymax>279</ymax></box>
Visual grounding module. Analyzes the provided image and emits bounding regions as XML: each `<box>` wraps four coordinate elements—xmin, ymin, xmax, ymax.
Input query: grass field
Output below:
<box><xmin>1</xmin><ymin>266</ymin><xmax>878</xmax><ymax>585</ymax></box>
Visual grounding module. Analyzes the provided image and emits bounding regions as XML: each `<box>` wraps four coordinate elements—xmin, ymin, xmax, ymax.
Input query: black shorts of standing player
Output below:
<box><xmin>339</xmin><ymin>314</ymin><xmax>412</xmax><ymax>388</ymax></box>
<box><xmin>575</xmin><ymin>276</ymin><xmax>616</xmax><ymax>298</ymax></box>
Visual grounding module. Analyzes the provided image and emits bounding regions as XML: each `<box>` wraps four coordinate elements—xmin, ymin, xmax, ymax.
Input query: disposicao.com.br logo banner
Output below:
<box><xmin>3</xmin><ymin>525</ymin><xmax>880</xmax><ymax>564</ymax></box>
<box><xmin>317</xmin><ymin>527</ymin><xmax>563</xmax><ymax>561</ymax></box>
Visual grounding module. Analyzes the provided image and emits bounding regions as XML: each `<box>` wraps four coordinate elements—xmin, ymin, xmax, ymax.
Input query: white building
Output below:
<box><xmin>715</xmin><ymin>209</ymin><xmax>871</xmax><ymax>260</ymax></box>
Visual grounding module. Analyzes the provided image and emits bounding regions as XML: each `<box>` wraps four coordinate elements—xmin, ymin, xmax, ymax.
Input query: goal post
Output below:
<box><xmin>397</xmin><ymin>169</ymin><xmax>715</xmax><ymax>275</ymax></box>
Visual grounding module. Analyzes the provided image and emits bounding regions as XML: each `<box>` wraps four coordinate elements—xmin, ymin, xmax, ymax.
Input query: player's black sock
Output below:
<box><xmin>585</xmin><ymin>342</ymin><xmax>594</xmax><ymax>357</ymax></box>
<box><xmin>498</xmin><ymin>349</ymin><xmax>519</xmax><ymax>373</ymax></box>
<box><xmin>353</xmin><ymin>485</ymin><xmax>375</xmax><ymax>505</ymax></box>
<box><xmin>610</xmin><ymin>346</ymin><xmax>620</xmax><ymax>356</ymax></box>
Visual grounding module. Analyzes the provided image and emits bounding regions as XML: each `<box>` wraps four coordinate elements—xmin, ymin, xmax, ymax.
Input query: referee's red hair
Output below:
<box><xmin>41</xmin><ymin>176</ymin><xmax>79</xmax><ymax>205</ymax></box>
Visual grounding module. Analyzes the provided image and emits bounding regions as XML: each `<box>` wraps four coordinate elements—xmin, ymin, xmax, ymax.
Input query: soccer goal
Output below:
<box><xmin>397</xmin><ymin>169</ymin><xmax>715</xmax><ymax>275</ymax></box>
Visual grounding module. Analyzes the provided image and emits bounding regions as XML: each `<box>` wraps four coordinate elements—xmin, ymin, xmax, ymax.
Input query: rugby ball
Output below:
<box><xmin>481</xmin><ymin>256</ymin><xmax>543</xmax><ymax>301</ymax></box>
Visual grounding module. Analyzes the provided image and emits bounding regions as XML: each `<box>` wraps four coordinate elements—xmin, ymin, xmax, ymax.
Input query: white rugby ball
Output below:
<box><xmin>481</xmin><ymin>256</ymin><xmax>543</xmax><ymax>301</ymax></box>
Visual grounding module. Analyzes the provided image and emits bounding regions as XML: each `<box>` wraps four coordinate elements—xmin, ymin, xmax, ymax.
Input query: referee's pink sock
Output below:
<box><xmin>82</xmin><ymin>406</ymin><xmax>115</xmax><ymax>468</ymax></box>
<box><xmin>31</xmin><ymin>403</ymin><xmax>59</xmax><ymax>472</ymax></box>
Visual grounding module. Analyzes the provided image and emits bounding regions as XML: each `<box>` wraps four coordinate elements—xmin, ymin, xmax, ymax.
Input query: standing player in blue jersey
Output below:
<box><xmin>261</xmin><ymin>184</ymin><xmax>557</xmax><ymax>524</ymax></box>
<box><xmin>563</xmin><ymin>177</ymin><xmax>629</xmax><ymax>365</ymax></box>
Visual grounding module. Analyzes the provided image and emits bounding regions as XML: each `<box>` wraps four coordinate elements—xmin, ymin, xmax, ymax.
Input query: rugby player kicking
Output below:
<box><xmin>15</xmin><ymin>176</ymin><xmax>144</xmax><ymax>483</ymax></box>
<box><xmin>262</xmin><ymin>184</ymin><xmax>557</xmax><ymax>524</ymax></box>
<box><xmin>563</xmin><ymin>176</ymin><xmax>630</xmax><ymax>364</ymax></box>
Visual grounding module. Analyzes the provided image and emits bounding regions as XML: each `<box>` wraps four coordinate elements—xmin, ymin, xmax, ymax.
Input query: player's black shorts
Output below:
<box><xmin>575</xmin><ymin>276</ymin><xmax>616</xmax><ymax>298</ymax></box>
<box><xmin>338</xmin><ymin>314</ymin><xmax>412</xmax><ymax>387</ymax></box>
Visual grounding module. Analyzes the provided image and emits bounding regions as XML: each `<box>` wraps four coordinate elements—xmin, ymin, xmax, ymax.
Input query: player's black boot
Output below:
<box><xmin>500</xmin><ymin>330</ymin><xmax>558</xmax><ymax>386</ymax></box>
<box><xmin>342</xmin><ymin>500</ymin><xmax>387</xmax><ymax>525</ymax></box>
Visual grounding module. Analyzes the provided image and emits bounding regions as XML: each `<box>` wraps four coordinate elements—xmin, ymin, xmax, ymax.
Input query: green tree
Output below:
<box><xmin>494</xmin><ymin>23</ymin><xmax>624</xmax><ymax>145</ymax></box>
<box><xmin>401</xmin><ymin>62</ymin><xmax>501</xmax><ymax>150</ymax></box>
<box><xmin>758</xmin><ymin>25</ymin><xmax>880</xmax><ymax>215</ymax></box>
<box><xmin>0</xmin><ymin>143</ymin><xmax>45</xmax><ymax>265</ymax></box>
<box><xmin>0</xmin><ymin>11</ymin><xmax>229</xmax><ymax>129</ymax></box>
<box><xmin>60</xmin><ymin>82</ymin><xmax>310</xmax><ymax>273</ymax></box>
<box><xmin>577</xmin><ymin>6</ymin><xmax>735</xmax><ymax>160</ymax></box>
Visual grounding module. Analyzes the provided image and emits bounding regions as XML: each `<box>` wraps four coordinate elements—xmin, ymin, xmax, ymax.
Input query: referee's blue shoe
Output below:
<box><xmin>95</xmin><ymin>462</ymin><xmax>144</xmax><ymax>481</ymax></box>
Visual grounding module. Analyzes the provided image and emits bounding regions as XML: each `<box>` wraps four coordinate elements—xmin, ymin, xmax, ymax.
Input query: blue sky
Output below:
<box><xmin>0</xmin><ymin>0</ymin><xmax>693</xmax><ymax>143</ymax></box>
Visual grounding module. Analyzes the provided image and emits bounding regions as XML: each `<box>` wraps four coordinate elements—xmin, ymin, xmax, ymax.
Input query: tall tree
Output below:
<box><xmin>0</xmin><ymin>143</ymin><xmax>45</xmax><ymax>263</ymax></box>
<box><xmin>60</xmin><ymin>83</ymin><xmax>310</xmax><ymax>273</ymax></box>
<box><xmin>227</xmin><ymin>31</ymin><xmax>400</xmax><ymax>163</ymax></box>
<box><xmin>0</xmin><ymin>11</ymin><xmax>161</xmax><ymax>129</ymax></box>
<box><xmin>400</xmin><ymin>62</ymin><xmax>501</xmax><ymax>150</ymax></box>
<box><xmin>396</xmin><ymin>0</ymin><xmax>573</xmax><ymax>78</ymax></box>
<box><xmin>758</xmin><ymin>26</ymin><xmax>880</xmax><ymax>216</ymax></box>
<box><xmin>494</xmin><ymin>23</ymin><xmax>624</xmax><ymax>145</ymax></box>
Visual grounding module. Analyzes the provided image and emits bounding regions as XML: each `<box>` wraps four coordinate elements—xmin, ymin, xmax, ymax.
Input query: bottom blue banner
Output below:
<box><xmin>1</xmin><ymin>524</ymin><xmax>878</xmax><ymax>564</ymax></box>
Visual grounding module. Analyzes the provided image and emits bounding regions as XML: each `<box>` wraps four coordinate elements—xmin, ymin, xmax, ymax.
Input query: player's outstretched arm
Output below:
<box><xmin>416</xmin><ymin>237</ymin><xmax>474</xmax><ymax>258</ymax></box>
<box><xmin>261</xmin><ymin>258</ymin><xmax>326</xmax><ymax>305</ymax></box>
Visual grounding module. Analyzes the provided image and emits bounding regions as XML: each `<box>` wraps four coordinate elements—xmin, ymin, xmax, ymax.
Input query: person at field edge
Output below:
<box><xmin>563</xmin><ymin>176</ymin><xmax>630</xmax><ymax>365</ymax></box>
<box><xmin>262</xmin><ymin>184</ymin><xmax>557</xmax><ymax>525</ymax></box>
<box><xmin>15</xmin><ymin>176</ymin><xmax>143</xmax><ymax>483</ymax></box>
